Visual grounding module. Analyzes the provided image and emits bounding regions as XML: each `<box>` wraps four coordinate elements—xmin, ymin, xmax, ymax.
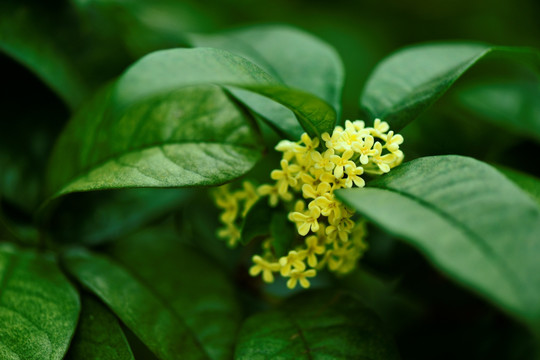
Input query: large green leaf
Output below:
<box><xmin>336</xmin><ymin>156</ymin><xmax>540</xmax><ymax>331</ymax></box>
<box><xmin>189</xmin><ymin>25</ymin><xmax>343</xmax><ymax>138</ymax></box>
<box><xmin>46</xmin><ymin>48</ymin><xmax>335</xmax><ymax>200</ymax></box>
<box><xmin>0</xmin><ymin>243</ymin><xmax>80</xmax><ymax>360</ymax></box>
<box><xmin>46</xmin><ymin>85</ymin><xmax>262</xmax><ymax>199</ymax></box>
<box><xmin>66</xmin><ymin>294</ymin><xmax>134</xmax><ymax>360</ymax></box>
<box><xmin>63</xmin><ymin>227</ymin><xmax>241</xmax><ymax>360</ymax></box>
<box><xmin>456</xmin><ymin>80</ymin><xmax>540</xmax><ymax>143</ymax></box>
<box><xmin>360</xmin><ymin>43</ymin><xmax>540</xmax><ymax>130</ymax></box>
<box><xmin>234</xmin><ymin>290</ymin><xmax>400</xmax><ymax>359</ymax></box>
<box><xmin>112</xmin><ymin>47</ymin><xmax>336</xmax><ymax>137</ymax></box>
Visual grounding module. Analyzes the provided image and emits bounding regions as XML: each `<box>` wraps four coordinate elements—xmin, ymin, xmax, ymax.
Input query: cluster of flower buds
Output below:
<box><xmin>214</xmin><ymin>119</ymin><xmax>404</xmax><ymax>289</ymax></box>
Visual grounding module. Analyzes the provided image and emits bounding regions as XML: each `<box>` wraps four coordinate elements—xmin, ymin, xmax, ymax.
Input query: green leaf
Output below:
<box><xmin>0</xmin><ymin>243</ymin><xmax>80</xmax><ymax>360</ymax></box>
<box><xmin>360</xmin><ymin>43</ymin><xmax>540</xmax><ymax>130</ymax></box>
<box><xmin>336</xmin><ymin>155</ymin><xmax>540</xmax><ymax>331</ymax></box>
<box><xmin>112</xmin><ymin>47</ymin><xmax>336</xmax><ymax>137</ymax></box>
<box><xmin>66</xmin><ymin>294</ymin><xmax>134</xmax><ymax>360</ymax></box>
<box><xmin>456</xmin><ymin>80</ymin><xmax>540</xmax><ymax>143</ymax></box>
<box><xmin>0</xmin><ymin>3</ymin><xmax>89</xmax><ymax>109</ymax></box>
<box><xmin>495</xmin><ymin>165</ymin><xmax>540</xmax><ymax>207</ymax></box>
<box><xmin>234</xmin><ymin>290</ymin><xmax>400</xmax><ymax>359</ymax></box>
<box><xmin>189</xmin><ymin>25</ymin><xmax>343</xmax><ymax>138</ymax></box>
<box><xmin>46</xmin><ymin>85</ymin><xmax>262</xmax><ymax>200</ymax></box>
<box><xmin>46</xmin><ymin>47</ymin><xmax>336</xmax><ymax>201</ymax></box>
<box><xmin>50</xmin><ymin>188</ymin><xmax>191</xmax><ymax>246</ymax></box>
<box><xmin>270</xmin><ymin>211</ymin><xmax>296</xmax><ymax>258</ymax></box>
<box><xmin>63</xmin><ymin>227</ymin><xmax>241</xmax><ymax>360</ymax></box>
<box><xmin>241</xmin><ymin>199</ymin><xmax>272</xmax><ymax>245</ymax></box>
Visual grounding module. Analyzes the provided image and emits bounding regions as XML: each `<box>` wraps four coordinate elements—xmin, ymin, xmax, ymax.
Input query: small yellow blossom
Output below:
<box><xmin>352</xmin><ymin>135</ymin><xmax>377</xmax><ymax>165</ymax></box>
<box><xmin>330</xmin><ymin>149</ymin><xmax>355</xmax><ymax>178</ymax></box>
<box><xmin>271</xmin><ymin>159</ymin><xmax>300</xmax><ymax>193</ymax></box>
<box><xmin>371</xmin><ymin>118</ymin><xmax>390</xmax><ymax>136</ymax></box>
<box><xmin>384</xmin><ymin>131</ymin><xmax>404</xmax><ymax>157</ymax></box>
<box><xmin>311</xmin><ymin>194</ymin><xmax>341</xmax><ymax>221</ymax></box>
<box><xmin>302</xmin><ymin>182</ymin><xmax>332</xmax><ymax>200</ymax></box>
<box><xmin>237</xmin><ymin>181</ymin><xmax>259</xmax><ymax>216</ymax></box>
<box><xmin>279</xmin><ymin>250</ymin><xmax>307</xmax><ymax>276</ymax></box>
<box><xmin>217</xmin><ymin>223</ymin><xmax>241</xmax><ymax>247</ymax></box>
<box><xmin>311</xmin><ymin>149</ymin><xmax>335</xmax><ymax>172</ymax></box>
<box><xmin>287</xmin><ymin>269</ymin><xmax>317</xmax><ymax>289</ymax></box>
<box><xmin>371</xmin><ymin>142</ymin><xmax>397</xmax><ymax>173</ymax></box>
<box><xmin>215</xmin><ymin>194</ymin><xmax>238</xmax><ymax>224</ymax></box>
<box><xmin>250</xmin><ymin>255</ymin><xmax>281</xmax><ymax>283</ymax></box>
<box><xmin>304</xmin><ymin>235</ymin><xmax>326</xmax><ymax>267</ymax></box>
<box><xmin>289</xmin><ymin>206</ymin><xmax>321</xmax><ymax>236</ymax></box>
<box><xmin>344</xmin><ymin>166</ymin><xmax>365</xmax><ymax>188</ymax></box>
<box><xmin>258</xmin><ymin>183</ymin><xmax>292</xmax><ymax>207</ymax></box>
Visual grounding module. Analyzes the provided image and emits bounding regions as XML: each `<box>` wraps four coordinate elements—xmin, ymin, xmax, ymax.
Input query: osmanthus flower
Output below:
<box><xmin>249</xmin><ymin>255</ymin><xmax>281</xmax><ymax>283</ymax></box>
<box><xmin>214</xmin><ymin>119</ymin><xmax>404</xmax><ymax>289</ymax></box>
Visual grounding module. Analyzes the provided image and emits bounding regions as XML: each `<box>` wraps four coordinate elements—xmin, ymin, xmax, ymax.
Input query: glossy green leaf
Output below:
<box><xmin>361</xmin><ymin>43</ymin><xmax>540</xmax><ymax>130</ymax></box>
<box><xmin>112</xmin><ymin>47</ymin><xmax>336</xmax><ymax>137</ymax></box>
<box><xmin>0</xmin><ymin>243</ymin><xmax>80</xmax><ymax>360</ymax></box>
<box><xmin>336</xmin><ymin>155</ymin><xmax>540</xmax><ymax>330</ymax></box>
<box><xmin>46</xmin><ymin>85</ymin><xmax>262</xmax><ymax>200</ymax></box>
<box><xmin>495</xmin><ymin>166</ymin><xmax>540</xmax><ymax>207</ymax></box>
<box><xmin>234</xmin><ymin>290</ymin><xmax>400</xmax><ymax>359</ymax></box>
<box><xmin>241</xmin><ymin>199</ymin><xmax>272</xmax><ymax>245</ymax></box>
<box><xmin>456</xmin><ymin>80</ymin><xmax>540</xmax><ymax>143</ymax></box>
<box><xmin>63</xmin><ymin>228</ymin><xmax>241</xmax><ymax>360</ymax></box>
<box><xmin>66</xmin><ymin>294</ymin><xmax>134</xmax><ymax>360</ymax></box>
<box><xmin>0</xmin><ymin>3</ymin><xmax>89</xmax><ymax>109</ymax></box>
<box><xmin>46</xmin><ymin>47</ymin><xmax>336</xmax><ymax>201</ymax></box>
<box><xmin>189</xmin><ymin>25</ymin><xmax>343</xmax><ymax>138</ymax></box>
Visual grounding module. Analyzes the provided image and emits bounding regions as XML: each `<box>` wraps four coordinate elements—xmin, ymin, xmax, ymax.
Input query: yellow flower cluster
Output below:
<box><xmin>214</xmin><ymin>181</ymin><xmax>258</xmax><ymax>247</ymax></box>
<box><xmin>214</xmin><ymin>119</ymin><xmax>404</xmax><ymax>289</ymax></box>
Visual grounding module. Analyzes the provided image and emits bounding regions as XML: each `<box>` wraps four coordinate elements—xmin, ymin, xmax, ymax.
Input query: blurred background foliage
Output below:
<box><xmin>1</xmin><ymin>0</ymin><xmax>540</xmax><ymax>358</ymax></box>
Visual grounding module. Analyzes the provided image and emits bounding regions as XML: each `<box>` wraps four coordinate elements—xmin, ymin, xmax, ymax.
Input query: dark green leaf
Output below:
<box><xmin>241</xmin><ymin>199</ymin><xmax>272</xmax><ymax>245</ymax></box>
<box><xmin>0</xmin><ymin>243</ymin><xmax>80</xmax><ymax>360</ymax></box>
<box><xmin>361</xmin><ymin>43</ymin><xmax>540</xmax><ymax>130</ymax></box>
<box><xmin>66</xmin><ymin>294</ymin><xmax>134</xmax><ymax>360</ymax></box>
<box><xmin>456</xmin><ymin>80</ymin><xmax>540</xmax><ymax>143</ymax></box>
<box><xmin>0</xmin><ymin>3</ymin><xmax>89</xmax><ymax>109</ymax></box>
<box><xmin>63</xmin><ymin>227</ymin><xmax>241</xmax><ymax>360</ymax></box>
<box><xmin>270</xmin><ymin>211</ymin><xmax>296</xmax><ymax>258</ymax></box>
<box><xmin>190</xmin><ymin>25</ymin><xmax>343</xmax><ymax>138</ymax></box>
<box><xmin>45</xmin><ymin>85</ymin><xmax>262</xmax><ymax>200</ymax></box>
<box><xmin>495</xmin><ymin>166</ymin><xmax>540</xmax><ymax>207</ymax></box>
<box><xmin>336</xmin><ymin>156</ymin><xmax>540</xmax><ymax>331</ymax></box>
<box><xmin>234</xmin><ymin>290</ymin><xmax>400</xmax><ymax>359</ymax></box>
